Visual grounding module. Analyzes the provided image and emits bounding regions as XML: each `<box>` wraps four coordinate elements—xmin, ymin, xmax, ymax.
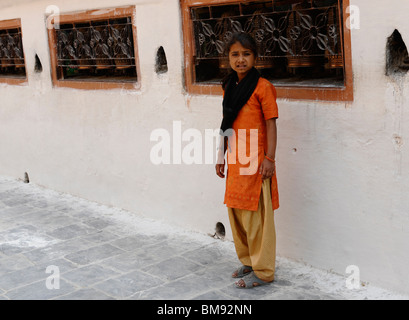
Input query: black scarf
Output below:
<box><xmin>220</xmin><ymin>67</ymin><xmax>261</xmax><ymax>136</ymax></box>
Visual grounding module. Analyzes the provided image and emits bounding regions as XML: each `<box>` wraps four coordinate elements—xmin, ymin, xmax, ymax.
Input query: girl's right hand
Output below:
<box><xmin>215</xmin><ymin>160</ymin><xmax>226</xmax><ymax>178</ymax></box>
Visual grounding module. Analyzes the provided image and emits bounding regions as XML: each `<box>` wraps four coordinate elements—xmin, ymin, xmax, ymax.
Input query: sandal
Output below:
<box><xmin>232</xmin><ymin>265</ymin><xmax>252</xmax><ymax>278</ymax></box>
<box><xmin>235</xmin><ymin>271</ymin><xmax>270</xmax><ymax>289</ymax></box>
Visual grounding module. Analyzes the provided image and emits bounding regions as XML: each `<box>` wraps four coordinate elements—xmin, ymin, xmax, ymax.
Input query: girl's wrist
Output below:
<box><xmin>265</xmin><ymin>155</ymin><xmax>275</xmax><ymax>163</ymax></box>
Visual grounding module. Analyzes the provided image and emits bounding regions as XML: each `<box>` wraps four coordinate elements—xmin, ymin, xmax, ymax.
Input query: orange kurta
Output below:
<box><xmin>224</xmin><ymin>77</ymin><xmax>279</xmax><ymax>211</ymax></box>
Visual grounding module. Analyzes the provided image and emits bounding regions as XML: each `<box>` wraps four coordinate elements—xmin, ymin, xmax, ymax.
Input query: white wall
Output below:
<box><xmin>1</xmin><ymin>0</ymin><xmax>409</xmax><ymax>295</ymax></box>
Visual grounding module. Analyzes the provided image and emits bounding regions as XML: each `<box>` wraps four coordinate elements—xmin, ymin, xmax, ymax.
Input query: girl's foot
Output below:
<box><xmin>235</xmin><ymin>271</ymin><xmax>271</xmax><ymax>288</ymax></box>
<box><xmin>232</xmin><ymin>265</ymin><xmax>252</xmax><ymax>278</ymax></box>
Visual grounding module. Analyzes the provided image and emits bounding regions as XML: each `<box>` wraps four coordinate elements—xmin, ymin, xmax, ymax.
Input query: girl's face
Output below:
<box><xmin>229</xmin><ymin>41</ymin><xmax>256</xmax><ymax>81</ymax></box>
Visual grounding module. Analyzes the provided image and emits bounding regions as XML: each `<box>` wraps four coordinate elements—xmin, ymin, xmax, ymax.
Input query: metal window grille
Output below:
<box><xmin>191</xmin><ymin>0</ymin><xmax>344</xmax><ymax>87</ymax></box>
<box><xmin>0</xmin><ymin>27</ymin><xmax>26</xmax><ymax>78</ymax></box>
<box><xmin>55</xmin><ymin>17</ymin><xmax>137</xmax><ymax>82</ymax></box>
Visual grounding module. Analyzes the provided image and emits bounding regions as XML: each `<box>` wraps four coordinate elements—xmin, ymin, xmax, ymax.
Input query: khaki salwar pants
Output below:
<box><xmin>228</xmin><ymin>178</ymin><xmax>276</xmax><ymax>282</ymax></box>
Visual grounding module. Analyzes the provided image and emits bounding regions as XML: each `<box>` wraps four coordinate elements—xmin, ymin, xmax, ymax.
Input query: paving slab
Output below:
<box><xmin>0</xmin><ymin>254</ymin><xmax>34</xmax><ymax>276</ymax></box>
<box><xmin>143</xmin><ymin>256</ymin><xmax>203</xmax><ymax>281</ymax></box>
<box><xmin>62</xmin><ymin>264</ymin><xmax>121</xmax><ymax>287</ymax></box>
<box><xmin>53</xmin><ymin>288</ymin><xmax>114</xmax><ymax>300</ymax></box>
<box><xmin>137</xmin><ymin>274</ymin><xmax>216</xmax><ymax>300</ymax></box>
<box><xmin>5</xmin><ymin>279</ymin><xmax>77</xmax><ymax>300</ymax></box>
<box><xmin>0</xmin><ymin>258</ymin><xmax>76</xmax><ymax>291</ymax></box>
<box><xmin>64</xmin><ymin>243</ymin><xmax>125</xmax><ymax>265</ymax></box>
<box><xmin>93</xmin><ymin>270</ymin><xmax>163</xmax><ymax>299</ymax></box>
<box><xmin>22</xmin><ymin>237</ymin><xmax>94</xmax><ymax>264</ymax></box>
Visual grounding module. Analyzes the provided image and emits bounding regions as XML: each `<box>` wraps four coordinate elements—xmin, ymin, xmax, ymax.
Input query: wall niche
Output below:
<box><xmin>386</xmin><ymin>29</ymin><xmax>409</xmax><ymax>76</ymax></box>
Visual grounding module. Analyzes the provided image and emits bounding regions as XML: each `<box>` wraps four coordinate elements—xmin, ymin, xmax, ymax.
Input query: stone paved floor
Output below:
<box><xmin>0</xmin><ymin>176</ymin><xmax>407</xmax><ymax>300</ymax></box>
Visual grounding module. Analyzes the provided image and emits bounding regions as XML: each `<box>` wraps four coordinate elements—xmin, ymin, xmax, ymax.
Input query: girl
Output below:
<box><xmin>215</xmin><ymin>32</ymin><xmax>279</xmax><ymax>289</ymax></box>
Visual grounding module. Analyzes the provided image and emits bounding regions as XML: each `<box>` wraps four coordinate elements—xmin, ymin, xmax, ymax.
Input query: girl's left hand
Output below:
<box><xmin>259</xmin><ymin>159</ymin><xmax>275</xmax><ymax>180</ymax></box>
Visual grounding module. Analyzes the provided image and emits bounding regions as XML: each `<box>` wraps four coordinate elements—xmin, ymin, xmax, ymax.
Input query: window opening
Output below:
<box><xmin>0</xmin><ymin>26</ymin><xmax>26</xmax><ymax>78</ymax></box>
<box><xmin>55</xmin><ymin>17</ymin><xmax>137</xmax><ymax>82</ymax></box>
<box><xmin>190</xmin><ymin>0</ymin><xmax>344</xmax><ymax>87</ymax></box>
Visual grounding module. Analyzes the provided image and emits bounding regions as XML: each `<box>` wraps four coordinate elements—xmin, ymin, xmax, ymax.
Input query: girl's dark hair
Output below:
<box><xmin>221</xmin><ymin>32</ymin><xmax>258</xmax><ymax>90</ymax></box>
<box><xmin>224</xmin><ymin>32</ymin><xmax>258</xmax><ymax>58</ymax></box>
